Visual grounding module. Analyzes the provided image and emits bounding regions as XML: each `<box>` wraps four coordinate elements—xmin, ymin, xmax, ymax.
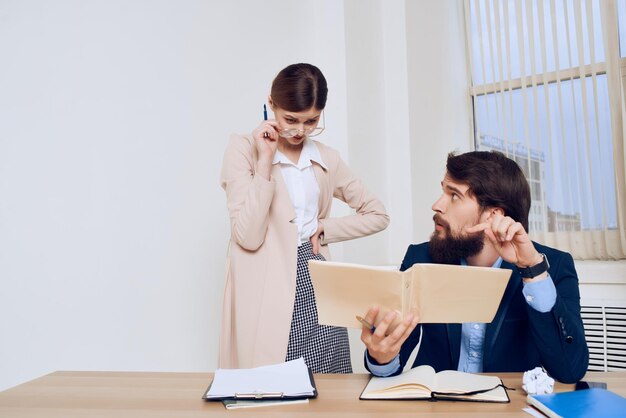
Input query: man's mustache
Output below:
<box><xmin>433</xmin><ymin>214</ymin><xmax>449</xmax><ymax>229</ymax></box>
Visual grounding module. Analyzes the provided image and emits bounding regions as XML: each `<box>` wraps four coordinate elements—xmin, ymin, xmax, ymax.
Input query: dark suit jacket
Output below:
<box><xmin>367</xmin><ymin>242</ymin><xmax>589</xmax><ymax>383</ymax></box>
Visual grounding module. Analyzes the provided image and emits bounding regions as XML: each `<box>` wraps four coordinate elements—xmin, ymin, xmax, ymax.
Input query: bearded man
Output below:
<box><xmin>360</xmin><ymin>151</ymin><xmax>589</xmax><ymax>384</ymax></box>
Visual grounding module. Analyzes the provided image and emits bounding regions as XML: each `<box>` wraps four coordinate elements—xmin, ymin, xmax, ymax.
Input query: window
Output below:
<box><xmin>465</xmin><ymin>0</ymin><xmax>626</xmax><ymax>259</ymax></box>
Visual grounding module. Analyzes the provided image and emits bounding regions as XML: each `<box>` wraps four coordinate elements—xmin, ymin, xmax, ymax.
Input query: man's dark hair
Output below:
<box><xmin>446</xmin><ymin>151</ymin><xmax>531</xmax><ymax>230</ymax></box>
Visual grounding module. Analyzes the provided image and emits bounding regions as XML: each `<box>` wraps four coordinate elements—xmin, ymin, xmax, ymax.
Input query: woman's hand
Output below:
<box><xmin>310</xmin><ymin>223</ymin><xmax>324</xmax><ymax>255</ymax></box>
<box><xmin>252</xmin><ymin>120</ymin><xmax>280</xmax><ymax>180</ymax></box>
<box><xmin>252</xmin><ymin>120</ymin><xmax>280</xmax><ymax>160</ymax></box>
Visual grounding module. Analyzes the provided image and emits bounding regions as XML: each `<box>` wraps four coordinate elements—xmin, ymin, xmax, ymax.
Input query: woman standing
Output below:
<box><xmin>219</xmin><ymin>63</ymin><xmax>389</xmax><ymax>373</ymax></box>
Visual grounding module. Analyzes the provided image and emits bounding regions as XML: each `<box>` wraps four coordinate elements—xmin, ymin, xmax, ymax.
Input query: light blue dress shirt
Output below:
<box><xmin>367</xmin><ymin>257</ymin><xmax>558</xmax><ymax>376</ymax></box>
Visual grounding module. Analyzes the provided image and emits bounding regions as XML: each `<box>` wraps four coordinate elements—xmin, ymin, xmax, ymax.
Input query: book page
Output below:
<box><xmin>308</xmin><ymin>260</ymin><xmax>403</xmax><ymax>329</ymax></box>
<box><xmin>434</xmin><ymin>370</ymin><xmax>502</xmax><ymax>393</ymax></box>
<box><xmin>410</xmin><ymin>264</ymin><xmax>510</xmax><ymax>323</ymax></box>
<box><xmin>434</xmin><ymin>370</ymin><xmax>508</xmax><ymax>402</ymax></box>
<box><xmin>361</xmin><ymin>365</ymin><xmax>436</xmax><ymax>399</ymax></box>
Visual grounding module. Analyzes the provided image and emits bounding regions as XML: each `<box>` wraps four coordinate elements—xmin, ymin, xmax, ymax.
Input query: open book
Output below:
<box><xmin>360</xmin><ymin>365</ymin><xmax>510</xmax><ymax>402</ymax></box>
<box><xmin>308</xmin><ymin>260</ymin><xmax>511</xmax><ymax>330</ymax></box>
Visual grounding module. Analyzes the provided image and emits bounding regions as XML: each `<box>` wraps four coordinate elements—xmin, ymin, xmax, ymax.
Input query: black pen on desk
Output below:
<box><xmin>356</xmin><ymin>315</ymin><xmax>376</xmax><ymax>333</ymax></box>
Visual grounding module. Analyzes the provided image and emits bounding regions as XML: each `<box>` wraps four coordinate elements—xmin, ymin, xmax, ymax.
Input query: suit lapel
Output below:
<box><xmin>270</xmin><ymin>164</ymin><xmax>297</xmax><ymax>223</ymax></box>
<box><xmin>483</xmin><ymin>262</ymin><xmax>521</xmax><ymax>370</ymax></box>
<box><xmin>446</xmin><ymin>324</ymin><xmax>462</xmax><ymax>369</ymax></box>
<box><xmin>312</xmin><ymin>160</ymin><xmax>329</xmax><ymax>215</ymax></box>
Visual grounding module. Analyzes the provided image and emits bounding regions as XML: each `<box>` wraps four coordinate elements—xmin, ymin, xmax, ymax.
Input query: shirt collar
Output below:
<box><xmin>460</xmin><ymin>256</ymin><xmax>503</xmax><ymax>269</ymax></box>
<box><xmin>272</xmin><ymin>138</ymin><xmax>328</xmax><ymax>170</ymax></box>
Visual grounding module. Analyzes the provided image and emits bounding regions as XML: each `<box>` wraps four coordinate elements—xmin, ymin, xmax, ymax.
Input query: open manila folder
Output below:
<box><xmin>308</xmin><ymin>260</ymin><xmax>511</xmax><ymax>329</ymax></box>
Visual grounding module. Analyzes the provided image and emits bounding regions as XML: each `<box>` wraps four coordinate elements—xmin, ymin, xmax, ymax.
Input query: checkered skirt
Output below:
<box><xmin>285</xmin><ymin>241</ymin><xmax>352</xmax><ymax>373</ymax></box>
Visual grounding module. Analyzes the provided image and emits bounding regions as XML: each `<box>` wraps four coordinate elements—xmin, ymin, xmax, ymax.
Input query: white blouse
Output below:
<box><xmin>273</xmin><ymin>139</ymin><xmax>327</xmax><ymax>246</ymax></box>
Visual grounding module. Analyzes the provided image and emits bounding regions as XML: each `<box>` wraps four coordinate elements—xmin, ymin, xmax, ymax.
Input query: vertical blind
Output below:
<box><xmin>465</xmin><ymin>0</ymin><xmax>626</xmax><ymax>259</ymax></box>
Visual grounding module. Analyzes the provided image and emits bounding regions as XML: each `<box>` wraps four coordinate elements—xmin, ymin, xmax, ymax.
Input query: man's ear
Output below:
<box><xmin>268</xmin><ymin>95</ymin><xmax>275</xmax><ymax>111</ymax></box>
<box><xmin>483</xmin><ymin>207</ymin><xmax>505</xmax><ymax>221</ymax></box>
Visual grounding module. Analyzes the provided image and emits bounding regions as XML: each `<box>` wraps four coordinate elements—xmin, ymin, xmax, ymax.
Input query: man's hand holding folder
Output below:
<box><xmin>309</xmin><ymin>260</ymin><xmax>510</xmax><ymax>368</ymax></box>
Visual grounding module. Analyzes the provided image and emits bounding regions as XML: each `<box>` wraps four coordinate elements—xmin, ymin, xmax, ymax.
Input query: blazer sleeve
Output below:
<box><xmin>526</xmin><ymin>249</ymin><xmax>589</xmax><ymax>383</ymax></box>
<box><xmin>318</xmin><ymin>152</ymin><xmax>390</xmax><ymax>245</ymax></box>
<box><xmin>220</xmin><ymin>134</ymin><xmax>275</xmax><ymax>251</ymax></box>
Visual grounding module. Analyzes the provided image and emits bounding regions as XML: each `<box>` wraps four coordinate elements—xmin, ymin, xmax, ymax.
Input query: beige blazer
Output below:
<box><xmin>219</xmin><ymin>134</ymin><xmax>390</xmax><ymax>369</ymax></box>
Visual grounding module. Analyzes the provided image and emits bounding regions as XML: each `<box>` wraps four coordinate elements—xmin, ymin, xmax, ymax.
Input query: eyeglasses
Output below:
<box><xmin>279</xmin><ymin>111</ymin><xmax>325</xmax><ymax>138</ymax></box>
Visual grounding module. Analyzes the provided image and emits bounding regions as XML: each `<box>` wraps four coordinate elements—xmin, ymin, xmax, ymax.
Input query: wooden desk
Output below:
<box><xmin>0</xmin><ymin>371</ymin><xmax>624</xmax><ymax>417</ymax></box>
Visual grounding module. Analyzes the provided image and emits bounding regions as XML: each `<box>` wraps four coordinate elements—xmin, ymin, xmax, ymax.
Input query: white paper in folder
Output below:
<box><xmin>308</xmin><ymin>260</ymin><xmax>511</xmax><ymax>330</ymax></box>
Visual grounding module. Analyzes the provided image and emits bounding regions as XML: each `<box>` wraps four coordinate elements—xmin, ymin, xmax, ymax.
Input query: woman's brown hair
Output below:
<box><xmin>271</xmin><ymin>63</ymin><xmax>328</xmax><ymax>112</ymax></box>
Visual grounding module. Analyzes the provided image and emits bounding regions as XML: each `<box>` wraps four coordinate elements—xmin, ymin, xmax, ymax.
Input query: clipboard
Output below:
<box><xmin>202</xmin><ymin>366</ymin><xmax>317</xmax><ymax>401</ymax></box>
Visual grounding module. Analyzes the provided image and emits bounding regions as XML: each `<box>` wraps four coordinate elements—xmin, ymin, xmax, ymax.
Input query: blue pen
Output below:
<box><xmin>262</xmin><ymin>104</ymin><xmax>270</xmax><ymax>138</ymax></box>
<box><xmin>356</xmin><ymin>315</ymin><xmax>376</xmax><ymax>333</ymax></box>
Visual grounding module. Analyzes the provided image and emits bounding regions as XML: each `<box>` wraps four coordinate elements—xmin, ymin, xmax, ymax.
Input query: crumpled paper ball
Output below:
<box><xmin>522</xmin><ymin>367</ymin><xmax>555</xmax><ymax>394</ymax></box>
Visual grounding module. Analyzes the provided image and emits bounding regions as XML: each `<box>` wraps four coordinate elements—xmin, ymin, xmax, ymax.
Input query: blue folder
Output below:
<box><xmin>527</xmin><ymin>388</ymin><xmax>626</xmax><ymax>418</ymax></box>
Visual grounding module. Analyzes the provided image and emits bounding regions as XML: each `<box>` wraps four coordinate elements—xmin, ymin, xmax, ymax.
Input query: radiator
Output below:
<box><xmin>580</xmin><ymin>304</ymin><xmax>626</xmax><ymax>371</ymax></box>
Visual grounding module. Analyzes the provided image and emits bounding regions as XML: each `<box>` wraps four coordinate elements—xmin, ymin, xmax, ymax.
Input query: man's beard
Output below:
<box><xmin>428</xmin><ymin>216</ymin><xmax>484</xmax><ymax>264</ymax></box>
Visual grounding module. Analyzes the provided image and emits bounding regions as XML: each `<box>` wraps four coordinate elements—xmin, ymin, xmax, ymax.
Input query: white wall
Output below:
<box><xmin>0</xmin><ymin>0</ymin><xmax>473</xmax><ymax>390</ymax></box>
<box><xmin>405</xmin><ymin>0</ymin><xmax>474</xmax><ymax>241</ymax></box>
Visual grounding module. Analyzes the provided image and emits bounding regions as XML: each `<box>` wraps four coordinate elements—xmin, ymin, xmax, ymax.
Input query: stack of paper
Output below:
<box><xmin>222</xmin><ymin>398</ymin><xmax>309</xmax><ymax>410</ymax></box>
<box><xmin>203</xmin><ymin>357</ymin><xmax>316</xmax><ymax>401</ymax></box>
